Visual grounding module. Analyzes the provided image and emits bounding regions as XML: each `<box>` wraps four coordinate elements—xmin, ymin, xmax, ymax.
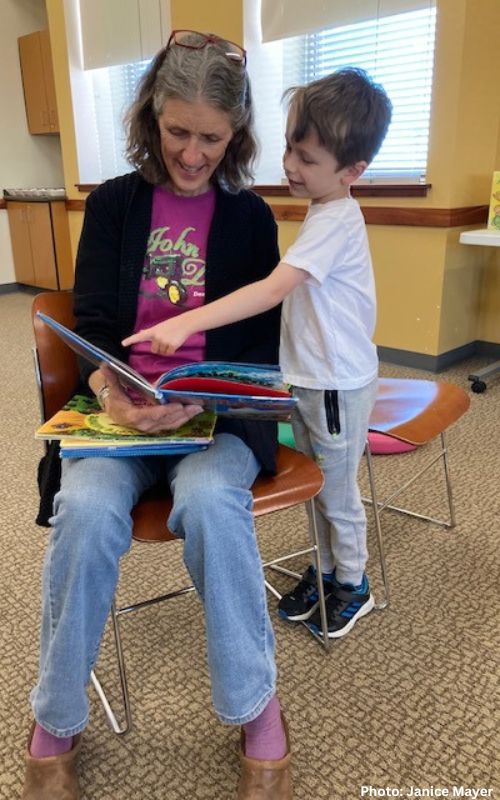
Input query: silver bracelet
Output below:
<box><xmin>96</xmin><ymin>384</ymin><xmax>111</xmax><ymax>411</ymax></box>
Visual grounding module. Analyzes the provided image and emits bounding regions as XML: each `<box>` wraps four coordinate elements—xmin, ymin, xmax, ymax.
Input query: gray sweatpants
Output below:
<box><xmin>291</xmin><ymin>378</ymin><xmax>378</xmax><ymax>585</ymax></box>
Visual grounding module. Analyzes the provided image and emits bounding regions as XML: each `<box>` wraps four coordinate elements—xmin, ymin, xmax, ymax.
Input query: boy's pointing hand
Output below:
<box><xmin>122</xmin><ymin>318</ymin><xmax>191</xmax><ymax>355</ymax></box>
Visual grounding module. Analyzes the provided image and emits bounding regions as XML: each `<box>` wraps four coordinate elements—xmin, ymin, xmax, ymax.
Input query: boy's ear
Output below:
<box><xmin>341</xmin><ymin>161</ymin><xmax>368</xmax><ymax>185</ymax></box>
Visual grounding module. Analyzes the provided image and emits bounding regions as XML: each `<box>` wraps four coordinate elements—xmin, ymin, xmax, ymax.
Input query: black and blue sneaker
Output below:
<box><xmin>307</xmin><ymin>573</ymin><xmax>374</xmax><ymax>638</ymax></box>
<box><xmin>278</xmin><ymin>565</ymin><xmax>334</xmax><ymax>622</ymax></box>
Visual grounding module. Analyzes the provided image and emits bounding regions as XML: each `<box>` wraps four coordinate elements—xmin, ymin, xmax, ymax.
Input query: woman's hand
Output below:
<box><xmin>91</xmin><ymin>366</ymin><xmax>203</xmax><ymax>434</ymax></box>
<box><xmin>122</xmin><ymin>316</ymin><xmax>193</xmax><ymax>355</ymax></box>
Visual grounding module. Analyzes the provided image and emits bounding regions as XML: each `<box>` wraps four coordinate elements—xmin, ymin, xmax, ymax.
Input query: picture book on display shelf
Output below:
<box><xmin>36</xmin><ymin>395</ymin><xmax>217</xmax><ymax>458</ymax></box>
<box><xmin>36</xmin><ymin>312</ymin><xmax>297</xmax><ymax>420</ymax></box>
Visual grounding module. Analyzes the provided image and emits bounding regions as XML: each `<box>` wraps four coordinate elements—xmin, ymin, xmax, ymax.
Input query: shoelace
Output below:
<box><xmin>292</xmin><ymin>578</ymin><xmax>317</xmax><ymax>600</ymax></box>
<box><xmin>326</xmin><ymin>592</ymin><xmax>344</xmax><ymax>614</ymax></box>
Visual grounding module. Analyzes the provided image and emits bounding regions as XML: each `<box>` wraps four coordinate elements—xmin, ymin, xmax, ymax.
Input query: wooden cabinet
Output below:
<box><xmin>6</xmin><ymin>201</ymin><xmax>73</xmax><ymax>290</ymax></box>
<box><xmin>18</xmin><ymin>29</ymin><xmax>59</xmax><ymax>135</ymax></box>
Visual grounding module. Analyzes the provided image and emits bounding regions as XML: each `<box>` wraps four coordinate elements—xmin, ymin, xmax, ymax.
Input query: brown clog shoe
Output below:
<box><xmin>21</xmin><ymin>725</ymin><xmax>82</xmax><ymax>800</ymax></box>
<box><xmin>237</xmin><ymin>715</ymin><xmax>293</xmax><ymax>799</ymax></box>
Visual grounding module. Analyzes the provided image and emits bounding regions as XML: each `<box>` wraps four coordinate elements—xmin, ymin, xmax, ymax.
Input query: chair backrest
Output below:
<box><xmin>32</xmin><ymin>291</ymin><xmax>79</xmax><ymax>420</ymax></box>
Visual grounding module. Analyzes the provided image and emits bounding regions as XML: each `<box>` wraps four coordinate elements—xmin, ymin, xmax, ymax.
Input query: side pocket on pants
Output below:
<box><xmin>324</xmin><ymin>390</ymin><xmax>341</xmax><ymax>435</ymax></box>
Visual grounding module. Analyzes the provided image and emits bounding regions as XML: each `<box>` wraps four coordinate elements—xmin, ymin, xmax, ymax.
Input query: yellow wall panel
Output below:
<box><xmin>46</xmin><ymin>0</ymin><xmax>81</xmax><ymax>204</ymax></box>
<box><xmin>171</xmin><ymin>0</ymin><xmax>243</xmax><ymax>43</ymax></box>
<box><xmin>368</xmin><ymin>227</ymin><xmax>445</xmax><ymax>355</ymax></box>
<box><xmin>475</xmin><ymin>249</ymin><xmax>500</xmax><ymax>344</ymax></box>
<box><xmin>68</xmin><ymin>212</ymin><xmax>84</xmax><ymax>263</ymax></box>
<box><xmin>438</xmin><ymin>229</ymin><xmax>484</xmax><ymax>352</ymax></box>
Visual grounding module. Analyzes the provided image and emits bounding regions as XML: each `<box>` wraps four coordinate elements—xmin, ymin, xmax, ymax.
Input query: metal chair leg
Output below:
<box><xmin>364</xmin><ymin>442</ymin><xmax>390</xmax><ymax>610</ymax></box>
<box><xmin>363</xmin><ymin>435</ymin><xmax>456</xmax><ymax>528</ymax></box>
<box><xmin>441</xmin><ymin>431</ymin><xmax>456</xmax><ymax>527</ymax></box>
<box><xmin>363</xmin><ymin>430</ymin><xmax>460</xmax><ymax>611</ymax></box>
<box><xmin>263</xmin><ymin>498</ymin><xmax>330</xmax><ymax>651</ymax></box>
<box><xmin>90</xmin><ymin>599</ymin><xmax>132</xmax><ymax>735</ymax></box>
<box><xmin>307</xmin><ymin>497</ymin><xmax>330</xmax><ymax>648</ymax></box>
<box><xmin>91</xmin><ymin>586</ymin><xmax>196</xmax><ymax>735</ymax></box>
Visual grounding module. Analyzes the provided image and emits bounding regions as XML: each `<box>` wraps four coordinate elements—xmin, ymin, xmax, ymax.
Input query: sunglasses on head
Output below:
<box><xmin>166</xmin><ymin>29</ymin><xmax>247</xmax><ymax>67</ymax></box>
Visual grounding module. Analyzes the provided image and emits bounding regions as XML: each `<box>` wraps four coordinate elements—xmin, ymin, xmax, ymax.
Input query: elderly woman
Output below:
<box><xmin>23</xmin><ymin>31</ymin><xmax>292</xmax><ymax>800</ymax></box>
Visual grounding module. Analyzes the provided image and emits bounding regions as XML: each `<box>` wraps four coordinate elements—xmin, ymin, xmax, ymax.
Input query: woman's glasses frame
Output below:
<box><xmin>166</xmin><ymin>29</ymin><xmax>247</xmax><ymax>67</ymax></box>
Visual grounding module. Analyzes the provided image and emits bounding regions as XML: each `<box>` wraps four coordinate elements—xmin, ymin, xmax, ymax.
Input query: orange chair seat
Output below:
<box><xmin>369</xmin><ymin>378</ymin><xmax>470</xmax><ymax>445</ymax></box>
<box><xmin>132</xmin><ymin>445</ymin><xmax>322</xmax><ymax>542</ymax></box>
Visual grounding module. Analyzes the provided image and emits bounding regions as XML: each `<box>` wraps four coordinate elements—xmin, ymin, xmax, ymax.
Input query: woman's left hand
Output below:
<box><xmin>97</xmin><ymin>366</ymin><xmax>203</xmax><ymax>433</ymax></box>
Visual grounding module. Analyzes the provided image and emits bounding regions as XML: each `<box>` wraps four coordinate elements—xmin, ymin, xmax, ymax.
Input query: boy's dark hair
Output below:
<box><xmin>284</xmin><ymin>67</ymin><xmax>392</xmax><ymax>168</ymax></box>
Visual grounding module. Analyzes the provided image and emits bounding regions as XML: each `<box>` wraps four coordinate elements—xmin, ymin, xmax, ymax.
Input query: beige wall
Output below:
<box><xmin>46</xmin><ymin>0</ymin><xmax>500</xmax><ymax>354</ymax></box>
<box><xmin>1</xmin><ymin>0</ymin><xmax>64</xmax><ymax>188</ymax></box>
<box><xmin>0</xmin><ymin>0</ymin><xmax>65</xmax><ymax>284</ymax></box>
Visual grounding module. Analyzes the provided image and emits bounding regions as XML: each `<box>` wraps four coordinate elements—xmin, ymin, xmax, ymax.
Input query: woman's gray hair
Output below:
<box><xmin>125</xmin><ymin>32</ymin><xmax>257</xmax><ymax>192</ymax></box>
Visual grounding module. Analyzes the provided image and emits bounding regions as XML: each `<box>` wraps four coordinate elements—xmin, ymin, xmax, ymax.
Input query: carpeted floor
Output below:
<box><xmin>0</xmin><ymin>290</ymin><xmax>498</xmax><ymax>799</ymax></box>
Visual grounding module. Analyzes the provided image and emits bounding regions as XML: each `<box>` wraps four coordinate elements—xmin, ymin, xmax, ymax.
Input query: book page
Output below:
<box><xmin>36</xmin><ymin>312</ymin><xmax>159</xmax><ymax>401</ymax></box>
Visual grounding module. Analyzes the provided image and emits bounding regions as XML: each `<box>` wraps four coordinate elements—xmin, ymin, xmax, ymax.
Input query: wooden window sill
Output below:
<box><xmin>254</xmin><ymin>183</ymin><xmax>431</xmax><ymax>198</ymax></box>
<box><xmin>76</xmin><ymin>182</ymin><xmax>431</xmax><ymax>198</ymax></box>
<box><xmin>68</xmin><ymin>183</ymin><xmax>487</xmax><ymax>228</ymax></box>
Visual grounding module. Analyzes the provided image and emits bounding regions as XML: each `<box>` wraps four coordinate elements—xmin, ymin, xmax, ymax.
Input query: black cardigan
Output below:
<box><xmin>37</xmin><ymin>172</ymin><xmax>281</xmax><ymax>526</ymax></box>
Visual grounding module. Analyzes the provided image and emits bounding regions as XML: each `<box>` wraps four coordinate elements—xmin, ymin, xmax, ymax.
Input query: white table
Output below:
<box><xmin>459</xmin><ymin>228</ymin><xmax>500</xmax><ymax>391</ymax></box>
<box><xmin>459</xmin><ymin>228</ymin><xmax>500</xmax><ymax>247</ymax></box>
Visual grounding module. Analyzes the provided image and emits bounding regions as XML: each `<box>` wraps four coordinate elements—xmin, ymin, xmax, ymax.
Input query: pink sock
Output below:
<box><xmin>30</xmin><ymin>723</ymin><xmax>73</xmax><ymax>758</ymax></box>
<box><xmin>243</xmin><ymin>696</ymin><xmax>287</xmax><ymax>761</ymax></box>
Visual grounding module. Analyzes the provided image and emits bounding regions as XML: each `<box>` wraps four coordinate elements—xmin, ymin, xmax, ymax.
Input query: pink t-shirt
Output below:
<box><xmin>129</xmin><ymin>185</ymin><xmax>215</xmax><ymax>385</ymax></box>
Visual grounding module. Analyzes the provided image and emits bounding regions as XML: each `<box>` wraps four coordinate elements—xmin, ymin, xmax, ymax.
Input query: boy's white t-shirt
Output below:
<box><xmin>280</xmin><ymin>196</ymin><xmax>378</xmax><ymax>391</ymax></box>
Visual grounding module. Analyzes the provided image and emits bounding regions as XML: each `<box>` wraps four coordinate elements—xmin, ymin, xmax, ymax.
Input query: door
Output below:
<box><xmin>28</xmin><ymin>203</ymin><xmax>59</xmax><ymax>290</ymax></box>
<box><xmin>39</xmin><ymin>29</ymin><xmax>59</xmax><ymax>132</ymax></box>
<box><xmin>18</xmin><ymin>32</ymin><xmax>49</xmax><ymax>134</ymax></box>
<box><xmin>6</xmin><ymin>202</ymin><xmax>35</xmax><ymax>285</ymax></box>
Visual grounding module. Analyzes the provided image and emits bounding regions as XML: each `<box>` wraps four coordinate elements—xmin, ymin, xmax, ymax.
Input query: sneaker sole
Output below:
<box><xmin>278</xmin><ymin>600</ymin><xmax>320</xmax><ymax>622</ymax></box>
<box><xmin>313</xmin><ymin>593</ymin><xmax>375</xmax><ymax>639</ymax></box>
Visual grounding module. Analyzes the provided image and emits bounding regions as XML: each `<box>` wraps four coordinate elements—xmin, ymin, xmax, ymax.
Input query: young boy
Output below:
<box><xmin>123</xmin><ymin>67</ymin><xmax>392</xmax><ymax>638</ymax></box>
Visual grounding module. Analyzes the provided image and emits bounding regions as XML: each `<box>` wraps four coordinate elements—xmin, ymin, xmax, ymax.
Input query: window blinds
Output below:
<box><xmin>90</xmin><ymin>61</ymin><xmax>150</xmax><ymax>180</ymax></box>
<box><xmin>261</xmin><ymin>0</ymin><xmax>434</xmax><ymax>42</ymax></box>
<box><xmin>286</xmin><ymin>7</ymin><xmax>437</xmax><ymax>181</ymax></box>
<box><xmin>247</xmin><ymin>4</ymin><xmax>437</xmax><ymax>183</ymax></box>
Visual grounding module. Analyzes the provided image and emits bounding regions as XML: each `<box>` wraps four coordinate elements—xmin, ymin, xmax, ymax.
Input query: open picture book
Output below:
<box><xmin>36</xmin><ymin>312</ymin><xmax>297</xmax><ymax>420</ymax></box>
<box><xmin>36</xmin><ymin>394</ymin><xmax>217</xmax><ymax>458</ymax></box>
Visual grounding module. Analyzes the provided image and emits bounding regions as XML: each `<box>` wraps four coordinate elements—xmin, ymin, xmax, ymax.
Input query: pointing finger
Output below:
<box><xmin>122</xmin><ymin>329</ymin><xmax>152</xmax><ymax>346</ymax></box>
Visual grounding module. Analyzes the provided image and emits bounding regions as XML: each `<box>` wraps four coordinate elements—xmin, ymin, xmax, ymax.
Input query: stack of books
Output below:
<box><xmin>35</xmin><ymin>312</ymin><xmax>297</xmax><ymax>458</ymax></box>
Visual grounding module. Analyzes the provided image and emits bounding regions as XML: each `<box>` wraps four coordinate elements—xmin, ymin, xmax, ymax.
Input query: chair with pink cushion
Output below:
<box><xmin>365</xmin><ymin>377</ymin><xmax>470</xmax><ymax>607</ymax></box>
<box><xmin>278</xmin><ymin>377</ymin><xmax>470</xmax><ymax>612</ymax></box>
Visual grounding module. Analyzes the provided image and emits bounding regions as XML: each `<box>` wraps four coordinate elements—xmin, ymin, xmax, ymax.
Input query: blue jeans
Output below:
<box><xmin>291</xmin><ymin>379</ymin><xmax>378</xmax><ymax>586</ymax></box>
<box><xmin>31</xmin><ymin>433</ymin><xmax>276</xmax><ymax>737</ymax></box>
